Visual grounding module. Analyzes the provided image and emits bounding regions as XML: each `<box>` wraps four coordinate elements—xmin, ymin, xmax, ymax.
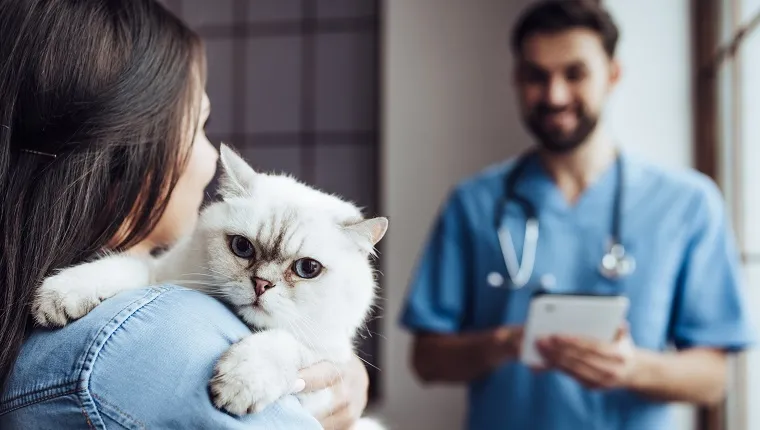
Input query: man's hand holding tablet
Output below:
<box><xmin>520</xmin><ymin>293</ymin><xmax>636</xmax><ymax>389</ymax></box>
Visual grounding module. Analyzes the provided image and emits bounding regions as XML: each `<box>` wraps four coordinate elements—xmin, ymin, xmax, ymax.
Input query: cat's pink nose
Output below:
<box><xmin>253</xmin><ymin>277</ymin><xmax>275</xmax><ymax>297</ymax></box>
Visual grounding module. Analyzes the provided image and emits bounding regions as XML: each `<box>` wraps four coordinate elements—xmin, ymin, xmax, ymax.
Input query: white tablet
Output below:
<box><xmin>520</xmin><ymin>293</ymin><xmax>630</xmax><ymax>367</ymax></box>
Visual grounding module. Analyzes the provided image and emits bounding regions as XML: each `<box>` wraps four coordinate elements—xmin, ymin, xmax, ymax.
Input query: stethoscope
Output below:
<box><xmin>489</xmin><ymin>151</ymin><xmax>636</xmax><ymax>290</ymax></box>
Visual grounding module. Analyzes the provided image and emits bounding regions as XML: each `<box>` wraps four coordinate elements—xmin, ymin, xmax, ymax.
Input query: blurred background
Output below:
<box><xmin>159</xmin><ymin>1</ymin><xmax>758</xmax><ymax>429</ymax></box>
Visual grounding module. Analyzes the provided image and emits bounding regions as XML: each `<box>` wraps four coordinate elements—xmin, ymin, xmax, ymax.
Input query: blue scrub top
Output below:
<box><xmin>400</xmin><ymin>151</ymin><xmax>756</xmax><ymax>430</ymax></box>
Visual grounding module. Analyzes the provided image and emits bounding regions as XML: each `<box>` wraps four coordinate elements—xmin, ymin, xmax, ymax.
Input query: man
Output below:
<box><xmin>399</xmin><ymin>1</ymin><xmax>756</xmax><ymax>429</ymax></box>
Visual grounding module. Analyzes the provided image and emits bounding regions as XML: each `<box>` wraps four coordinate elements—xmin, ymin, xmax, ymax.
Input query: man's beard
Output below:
<box><xmin>524</xmin><ymin>103</ymin><xmax>598</xmax><ymax>154</ymax></box>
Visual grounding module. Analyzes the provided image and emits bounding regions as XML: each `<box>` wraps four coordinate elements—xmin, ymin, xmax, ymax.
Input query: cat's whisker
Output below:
<box><xmin>357</xmin><ymin>323</ymin><xmax>371</xmax><ymax>340</ymax></box>
<box><xmin>159</xmin><ymin>279</ymin><xmax>235</xmax><ymax>294</ymax></box>
<box><xmin>161</xmin><ymin>278</ymin><xmax>218</xmax><ymax>285</ymax></box>
<box><xmin>172</xmin><ymin>273</ymin><xmax>218</xmax><ymax>279</ymax></box>
<box><xmin>203</xmin><ymin>267</ymin><xmax>230</xmax><ymax>277</ymax></box>
<box><xmin>356</xmin><ymin>355</ymin><xmax>381</xmax><ymax>373</ymax></box>
<box><xmin>363</xmin><ymin>319</ymin><xmax>387</xmax><ymax>339</ymax></box>
<box><xmin>285</xmin><ymin>318</ymin><xmax>348</xmax><ymax>415</ymax></box>
<box><xmin>293</xmin><ymin>312</ymin><xmax>382</xmax><ymax>384</ymax></box>
<box><xmin>289</xmin><ymin>320</ymin><xmax>348</xmax><ymax>404</ymax></box>
<box><xmin>288</xmin><ymin>314</ymin><xmax>321</xmax><ymax>354</ymax></box>
<box><xmin>174</xmin><ymin>268</ymin><xmax>231</xmax><ymax>283</ymax></box>
<box><xmin>364</xmin><ymin>311</ymin><xmax>385</xmax><ymax>323</ymax></box>
<box><xmin>361</xmin><ymin>326</ymin><xmax>387</xmax><ymax>341</ymax></box>
<box><xmin>289</xmin><ymin>318</ymin><xmax>348</xmax><ymax>409</ymax></box>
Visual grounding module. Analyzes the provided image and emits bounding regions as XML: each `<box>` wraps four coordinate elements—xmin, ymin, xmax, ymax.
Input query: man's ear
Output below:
<box><xmin>217</xmin><ymin>143</ymin><xmax>258</xmax><ymax>199</ymax></box>
<box><xmin>609</xmin><ymin>58</ymin><xmax>622</xmax><ymax>88</ymax></box>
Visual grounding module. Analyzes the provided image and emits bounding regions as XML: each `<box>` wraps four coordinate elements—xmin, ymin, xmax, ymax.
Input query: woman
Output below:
<box><xmin>0</xmin><ymin>0</ymin><xmax>368</xmax><ymax>428</ymax></box>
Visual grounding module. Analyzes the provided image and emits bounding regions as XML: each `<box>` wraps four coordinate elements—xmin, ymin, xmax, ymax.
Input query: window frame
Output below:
<box><xmin>693</xmin><ymin>0</ymin><xmax>760</xmax><ymax>429</ymax></box>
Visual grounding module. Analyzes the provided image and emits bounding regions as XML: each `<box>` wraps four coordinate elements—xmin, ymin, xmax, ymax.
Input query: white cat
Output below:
<box><xmin>31</xmin><ymin>144</ymin><xmax>388</xmax><ymax>430</ymax></box>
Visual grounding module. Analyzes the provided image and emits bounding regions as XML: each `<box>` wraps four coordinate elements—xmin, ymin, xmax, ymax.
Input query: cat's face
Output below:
<box><xmin>195</xmin><ymin>145</ymin><xmax>387</xmax><ymax>341</ymax></box>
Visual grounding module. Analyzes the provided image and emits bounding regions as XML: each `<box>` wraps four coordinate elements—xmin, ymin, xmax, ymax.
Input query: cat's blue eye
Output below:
<box><xmin>229</xmin><ymin>235</ymin><xmax>255</xmax><ymax>259</ymax></box>
<box><xmin>292</xmin><ymin>258</ymin><xmax>323</xmax><ymax>279</ymax></box>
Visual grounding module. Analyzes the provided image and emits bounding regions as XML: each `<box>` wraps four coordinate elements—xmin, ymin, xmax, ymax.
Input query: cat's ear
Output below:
<box><xmin>344</xmin><ymin>217</ymin><xmax>388</xmax><ymax>255</ymax></box>
<box><xmin>218</xmin><ymin>143</ymin><xmax>258</xmax><ymax>199</ymax></box>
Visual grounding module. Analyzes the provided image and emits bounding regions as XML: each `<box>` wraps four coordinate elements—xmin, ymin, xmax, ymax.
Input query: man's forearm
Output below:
<box><xmin>628</xmin><ymin>347</ymin><xmax>728</xmax><ymax>405</ymax></box>
<box><xmin>411</xmin><ymin>327</ymin><xmax>520</xmax><ymax>383</ymax></box>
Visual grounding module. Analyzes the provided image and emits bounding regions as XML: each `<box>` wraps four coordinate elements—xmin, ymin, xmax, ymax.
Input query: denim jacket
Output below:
<box><xmin>0</xmin><ymin>285</ymin><xmax>321</xmax><ymax>429</ymax></box>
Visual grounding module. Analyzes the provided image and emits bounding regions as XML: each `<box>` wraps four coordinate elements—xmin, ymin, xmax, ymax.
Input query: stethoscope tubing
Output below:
<box><xmin>494</xmin><ymin>150</ymin><xmax>630</xmax><ymax>288</ymax></box>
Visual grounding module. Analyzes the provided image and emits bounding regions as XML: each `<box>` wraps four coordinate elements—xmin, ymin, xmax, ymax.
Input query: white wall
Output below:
<box><xmin>603</xmin><ymin>0</ymin><xmax>693</xmax><ymax>167</ymax></box>
<box><xmin>379</xmin><ymin>1</ymin><xmax>695</xmax><ymax>429</ymax></box>
<box><xmin>379</xmin><ymin>1</ymin><xmax>531</xmax><ymax>428</ymax></box>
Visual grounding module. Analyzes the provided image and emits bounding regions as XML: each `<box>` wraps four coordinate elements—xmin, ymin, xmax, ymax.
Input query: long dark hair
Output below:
<box><xmin>0</xmin><ymin>0</ymin><xmax>204</xmax><ymax>391</ymax></box>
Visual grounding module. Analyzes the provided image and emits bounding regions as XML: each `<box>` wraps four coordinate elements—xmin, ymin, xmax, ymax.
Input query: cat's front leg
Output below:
<box><xmin>32</xmin><ymin>254</ymin><xmax>153</xmax><ymax>327</ymax></box>
<box><xmin>210</xmin><ymin>329</ymin><xmax>309</xmax><ymax>416</ymax></box>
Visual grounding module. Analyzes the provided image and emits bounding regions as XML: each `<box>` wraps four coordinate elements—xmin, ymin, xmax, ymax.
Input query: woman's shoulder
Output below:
<box><xmin>6</xmin><ymin>285</ymin><xmax>248</xmax><ymax>398</ymax></box>
<box><xmin>1</xmin><ymin>285</ymin><xmax>320</xmax><ymax>429</ymax></box>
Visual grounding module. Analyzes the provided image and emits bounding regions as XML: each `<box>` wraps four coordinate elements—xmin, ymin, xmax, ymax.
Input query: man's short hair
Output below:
<box><xmin>511</xmin><ymin>0</ymin><xmax>620</xmax><ymax>58</ymax></box>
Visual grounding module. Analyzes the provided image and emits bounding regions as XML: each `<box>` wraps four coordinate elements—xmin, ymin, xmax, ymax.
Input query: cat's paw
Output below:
<box><xmin>31</xmin><ymin>274</ymin><xmax>102</xmax><ymax>327</ymax></box>
<box><xmin>210</xmin><ymin>343</ymin><xmax>295</xmax><ymax>415</ymax></box>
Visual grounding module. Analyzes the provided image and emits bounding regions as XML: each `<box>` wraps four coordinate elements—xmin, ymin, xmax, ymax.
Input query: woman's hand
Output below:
<box><xmin>295</xmin><ymin>354</ymin><xmax>369</xmax><ymax>430</ymax></box>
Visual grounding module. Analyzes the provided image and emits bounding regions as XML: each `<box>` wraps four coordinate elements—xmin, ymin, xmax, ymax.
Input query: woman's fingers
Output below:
<box><xmin>296</xmin><ymin>360</ymin><xmax>343</xmax><ymax>393</ymax></box>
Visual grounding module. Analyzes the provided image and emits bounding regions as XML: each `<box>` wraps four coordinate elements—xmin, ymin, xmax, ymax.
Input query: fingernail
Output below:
<box><xmin>291</xmin><ymin>379</ymin><xmax>306</xmax><ymax>393</ymax></box>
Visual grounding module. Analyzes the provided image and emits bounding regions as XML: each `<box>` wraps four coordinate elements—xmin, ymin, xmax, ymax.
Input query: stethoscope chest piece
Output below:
<box><xmin>599</xmin><ymin>243</ymin><xmax>636</xmax><ymax>280</ymax></box>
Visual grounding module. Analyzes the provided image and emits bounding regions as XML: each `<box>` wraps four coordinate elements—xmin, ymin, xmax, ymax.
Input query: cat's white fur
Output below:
<box><xmin>32</xmin><ymin>144</ymin><xmax>388</xmax><ymax>430</ymax></box>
